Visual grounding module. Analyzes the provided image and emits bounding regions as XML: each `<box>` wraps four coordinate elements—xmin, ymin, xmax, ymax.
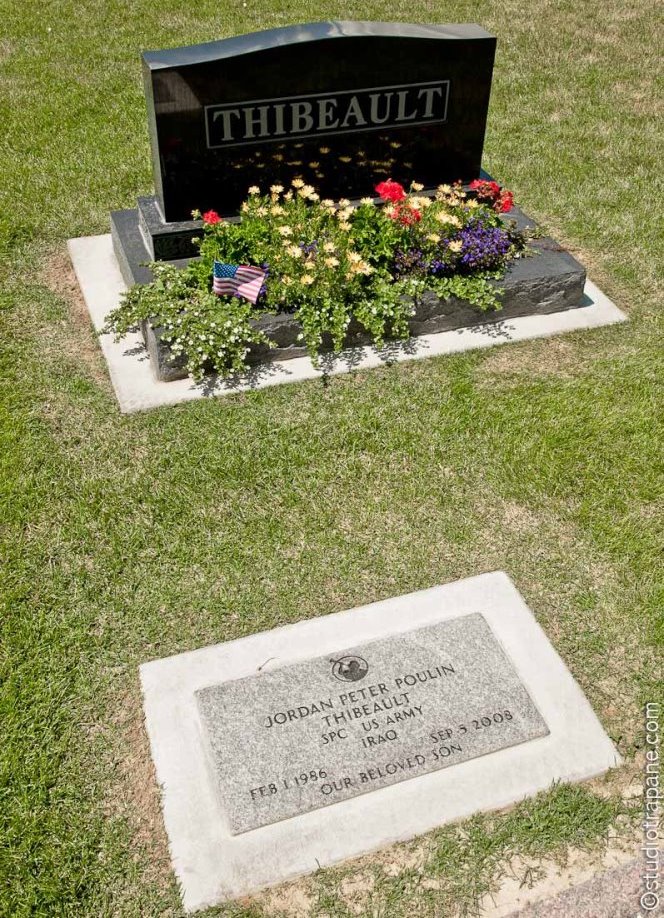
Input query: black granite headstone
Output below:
<box><xmin>111</xmin><ymin>22</ymin><xmax>496</xmax><ymax>273</ymax></box>
<box><xmin>144</xmin><ymin>21</ymin><xmax>495</xmax><ymax>221</ymax></box>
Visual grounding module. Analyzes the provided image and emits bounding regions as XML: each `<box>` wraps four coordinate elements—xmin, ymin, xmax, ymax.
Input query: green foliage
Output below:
<box><xmin>104</xmin><ymin>262</ymin><xmax>270</xmax><ymax>381</ymax></box>
<box><xmin>106</xmin><ymin>181</ymin><xmax>527</xmax><ymax>379</ymax></box>
<box><xmin>428</xmin><ymin>271</ymin><xmax>506</xmax><ymax>312</ymax></box>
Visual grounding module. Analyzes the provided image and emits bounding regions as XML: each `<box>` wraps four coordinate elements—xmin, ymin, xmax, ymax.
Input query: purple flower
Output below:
<box><xmin>429</xmin><ymin>251</ymin><xmax>456</xmax><ymax>276</ymax></box>
<box><xmin>394</xmin><ymin>247</ymin><xmax>427</xmax><ymax>277</ymax></box>
<box><xmin>456</xmin><ymin>220</ymin><xmax>511</xmax><ymax>271</ymax></box>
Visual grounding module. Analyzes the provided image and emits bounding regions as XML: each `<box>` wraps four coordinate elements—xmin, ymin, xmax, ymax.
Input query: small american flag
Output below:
<box><xmin>212</xmin><ymin>261</ymin><xmax>265</xmax><ymax>304</ymax></box>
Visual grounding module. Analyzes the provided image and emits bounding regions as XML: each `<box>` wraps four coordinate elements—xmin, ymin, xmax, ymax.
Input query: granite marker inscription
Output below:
<box><xmin>196</xmin><ymin>613</ymin><xmax>549</xmax><ymax>834</ymax></box>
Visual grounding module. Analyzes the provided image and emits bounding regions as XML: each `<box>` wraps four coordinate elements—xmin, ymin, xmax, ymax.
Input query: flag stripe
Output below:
<box><xmin>212</xmin><ymin>261</ymin><xmax>266</xmax><ymax>304</ymax></box>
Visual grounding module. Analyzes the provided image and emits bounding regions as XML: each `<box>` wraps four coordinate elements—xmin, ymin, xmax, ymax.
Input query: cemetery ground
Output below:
<box><xmin>0</xmin><ymin>1</ymin><xmax>662</xmax><ymax>916</ymax></box>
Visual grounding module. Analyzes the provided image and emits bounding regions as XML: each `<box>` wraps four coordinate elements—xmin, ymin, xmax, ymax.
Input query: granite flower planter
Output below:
<box><xmin>112</xmin><ymin>206</ymin><xmax>586</xmax><ymax>383</ymax></box>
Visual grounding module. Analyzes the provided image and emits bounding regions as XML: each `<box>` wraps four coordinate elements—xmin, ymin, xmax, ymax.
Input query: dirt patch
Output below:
<box><xmin>482</xmin><ymin>832</ymin><xmax>640</xmax><ymax>916</ymax></box>
<box><xmin>106</xmin><ymin>682</ymin><xmax>175</xmax><ymax>901</ymax></box>
<box><xmin>475</xmin><ymin>337</ymin><xmax>591</xmax><ymax>387</ymax></box>
<box><xmin>43</xmin><ymin>248</ymin><xmax>111</xmax><ymax>389</ymax></box>
<box><xmin>250</xmin><ymin>796</ymin><xmax>638</xmax><ymax>918</ymax></box>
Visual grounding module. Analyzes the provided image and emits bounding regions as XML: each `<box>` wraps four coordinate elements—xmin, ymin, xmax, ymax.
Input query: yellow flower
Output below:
<box><xmin>319</xmin><ymin>146</ymin><xmax>331</xmax><ymax>154</ymax></box>
<box><xmin>466</xmin><ymin>199</ymin><xmax>479</xmax><ymax>209</ymax></box>
<box><xmin>338</xmin><ymin>221</ymin><xmax>351</xmax><ymax>232</ymax></box>
<box><xmin>338</xmin><ymin>207</ymin><xmax>353</xmax><ymax>222</ymax></box>
<box><xmin>240</xmin><ymin>201</ymin><xmax>250</xmax><ymax>212</ymax></box>
<box><xmin>360</xmin><ymin>197</ymin><xmax>374</xmax><ymax>205</ymax></box>
<box><xmin>270</xmin><ymin>184</ymin><xmax>284</xmax><ymax>195</ymax></box>
<box><xmin>255</xmin><ymin>205</ymin><xmax>268</xmax><ymax>216</ymax></box>
<box><xmin>272</xmin><ymin>153</ymin><xmax>284</xmax><ymax>162</ymax></box>
<box><xmin>435</xmin><ymin>212</ymin><xmax>461</xmax><ymax>227</ymax></box>
<box><xmin>427</xmin><ymin>233</ymin><xmax>441</xmax><ymax>243</ymax></box>
<box><xmin>321</xmin><ymin>199</ymin><xmax>335</xmax><ymax>209</ymax></box>
<box><xmin>437</xmin><ymin>184</ymin><xmax>452</xmax><ymax>195</ymax></box>
<box><xmin>287</xmin><ymin>245</ymin><xmax>303</xmax><ymax>258</ymax></box>
<box><xmin>339</xmin><ymin>155</ymin><xmax>351</xmax><ymax>163</ymax></box>
<box><xmin>411</xmin><ymin>182</ymin><xmax>424</xmax><ymax>192</ymax></box>
<box><xmin>390</xmin><ymin>141</ymin><xmax>402</xmax><ymax>149</ymax></box>
<box><xmin>291</xmin><ymin>177</ymin><xmax>305</xmax><ymax>188</ymax></box>
<box><xmin>308</xmin><ymin>161</ymin><xmax>320</xmax><ymax>168</ymax></box>
<box><xmin>348</xmin><ymin>251</ymin><xmax>363</xmax><ymax>264</ymax></box>
<box><xmin>248</xmin><ymin>185</ymin><xmax>260</xmax><ymax>195</ymax></box>
<box><xmin>337</xmin><ymin>198</ymin><xmax>351</xmax><ymax>208</ymax></box>
<box><xmin>410</xmin><ymin>195</ymin><xmax>431</xmax><ymax>209</ymax></box>
<box><xmin>300</xmin><ymin>273</ymin><xmax>315</xmax><ymax>285</ymax></box>
<box><xmin>346</xmin><ymin>259</ymin><xmax>373</xmax><ymax>276</ymax></box>
<box><xmin>448</xmin><ymin>240</ymin><xmax>462</xmax><ymax>253</ymax></box>
<box><xmin>282</xmin><ymin>275</ymin><xmax>292</xmax><ymax>285</ymax></box>
<box><xmin>270</xmin><ymin>204</ymin><xmax>284</xmax><ymax>215</ymax></box>
<box><xmin>283</xmin><ymin>190</ymin><xmax>293</xmax><ymax>201</ymax></box>
<box><xmin>323</xmin><ymin>241</ymin><xmax>336</xmax><ymax>253</ymax></box>
<box><xmin>278</xmin><ymin>226</ymin><xmax>293</xmax><ymax>237</ymax></box>
<box><xmin>298</xmin><ymin>184</ymin><xmax>316</xmax><ymax>199</ymax></box>
<box><xmin>325</xmin><ymin>256</ymin><xmax>339</xmax><ymax>267</ymax></box>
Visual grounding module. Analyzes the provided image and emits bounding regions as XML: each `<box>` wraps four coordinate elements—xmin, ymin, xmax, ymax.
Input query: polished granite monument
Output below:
<box><xmin>112</xmin><ymin>22</ymin><xmax>496</xmax><ymax>267</ymax></box>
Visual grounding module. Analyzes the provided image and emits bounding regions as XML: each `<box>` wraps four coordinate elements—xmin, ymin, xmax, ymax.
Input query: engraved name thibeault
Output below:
<box><xmin>205</xmin><ymin>80</ymin><xmax>450</xmax><ymax>149</ymax></box>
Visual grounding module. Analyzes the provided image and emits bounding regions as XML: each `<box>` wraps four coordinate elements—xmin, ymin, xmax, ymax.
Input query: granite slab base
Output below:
<box><xmin>139</xmin><ymin>571</ymin><xmax>621</xmax><ymax>912</ymax></box>
<box><xmin>67</xmin><ymin>233</ymin><xmax>626</xmax><ymax>413</ymax></box>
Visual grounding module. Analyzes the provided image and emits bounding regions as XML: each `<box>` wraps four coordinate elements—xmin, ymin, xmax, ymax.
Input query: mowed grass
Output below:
<box><xmin>0</xmin><ymin>1</ymin><xmax>662</xmax><ymax>916</ymax></box>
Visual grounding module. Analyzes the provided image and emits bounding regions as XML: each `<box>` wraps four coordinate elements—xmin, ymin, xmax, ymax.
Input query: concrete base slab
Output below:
<box><xmin>139</xmin><ymin>571</ymin><xmax>621</xmax><ymax>913</ymax></box>
<box><xmin>68</xmin><ymin>234</ymin><xmax>627</xmax><ymax>414</ymax></box>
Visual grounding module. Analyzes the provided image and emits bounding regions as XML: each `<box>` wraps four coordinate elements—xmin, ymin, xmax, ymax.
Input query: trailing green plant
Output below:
<box><xmin>105</xmin><ymin>178</ymin><xmax>529</xmax><ymax>380</ymax></box>
<box><xmin>105</xmin><ymin>262</ymin><xmax>271</xmax><ymax>381</ymax></box>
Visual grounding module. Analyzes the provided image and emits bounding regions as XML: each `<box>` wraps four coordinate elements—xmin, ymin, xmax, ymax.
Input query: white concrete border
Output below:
<box><xmin>68</xmin><ymin>234</ymin><xmax>627</xmax><ymax>413</ymax></box>
<box><xmin>140</xmin><ymin>571</ymin><xmax>621</xmax><ymax>912</ymax></box>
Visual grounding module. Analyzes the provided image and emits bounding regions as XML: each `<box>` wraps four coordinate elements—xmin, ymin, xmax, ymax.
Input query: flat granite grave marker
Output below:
<box><xmin>196</xmin><ymin>613</ymin><xmax>549</xmax><ymax>834</ymax></box>
<box><xmin>140</xmin><ymin>571</ymin><xmax>621</xmax><ymax>911</ymax></box>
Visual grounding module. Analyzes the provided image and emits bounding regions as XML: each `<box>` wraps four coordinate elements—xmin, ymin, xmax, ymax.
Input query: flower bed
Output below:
<box><xmin>106</xmin><ymin>179</ymin><xmax>585</xmax><ymax>382</ymax></box>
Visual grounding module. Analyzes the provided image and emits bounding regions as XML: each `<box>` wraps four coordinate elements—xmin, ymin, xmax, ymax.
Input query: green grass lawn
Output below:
<box><xmin>1</xmin><ymin>1</ymin><xmax>662</xmax><ymax>916</ymax></box>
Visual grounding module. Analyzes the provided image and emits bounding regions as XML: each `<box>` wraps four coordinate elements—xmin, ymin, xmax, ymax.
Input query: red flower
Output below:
<box><xmin>498</xmin><ymin>190</ymin><xmax>514</xmax><ymax>213</ymax></box>
<box><xmin>202</xmin><ymin>210</ymin><xmax>222</xmax><ymax>225</ymax></box>
<box><xmin>375</xmin><ymin>179</ymin><xmax>406</xmax><ymax>203</ymax></box>
<box><xmin>469</xmin><ymin>179</ymin><xmax>500</xmax><ymax>200</ymax></box>
<box><xmin>399</xmin><ymin>206</ymin><xmax>421</xmax><ymax>226</ymax></box>
<box><xmin>469</xmin><ymin>180</ymin><xmax>514</xmax><ymax>213</ymax></box>
<box><xmin>385</xmin><ymin>201</ymin><xmax>422</xmax><ymax>226</ymax></box>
